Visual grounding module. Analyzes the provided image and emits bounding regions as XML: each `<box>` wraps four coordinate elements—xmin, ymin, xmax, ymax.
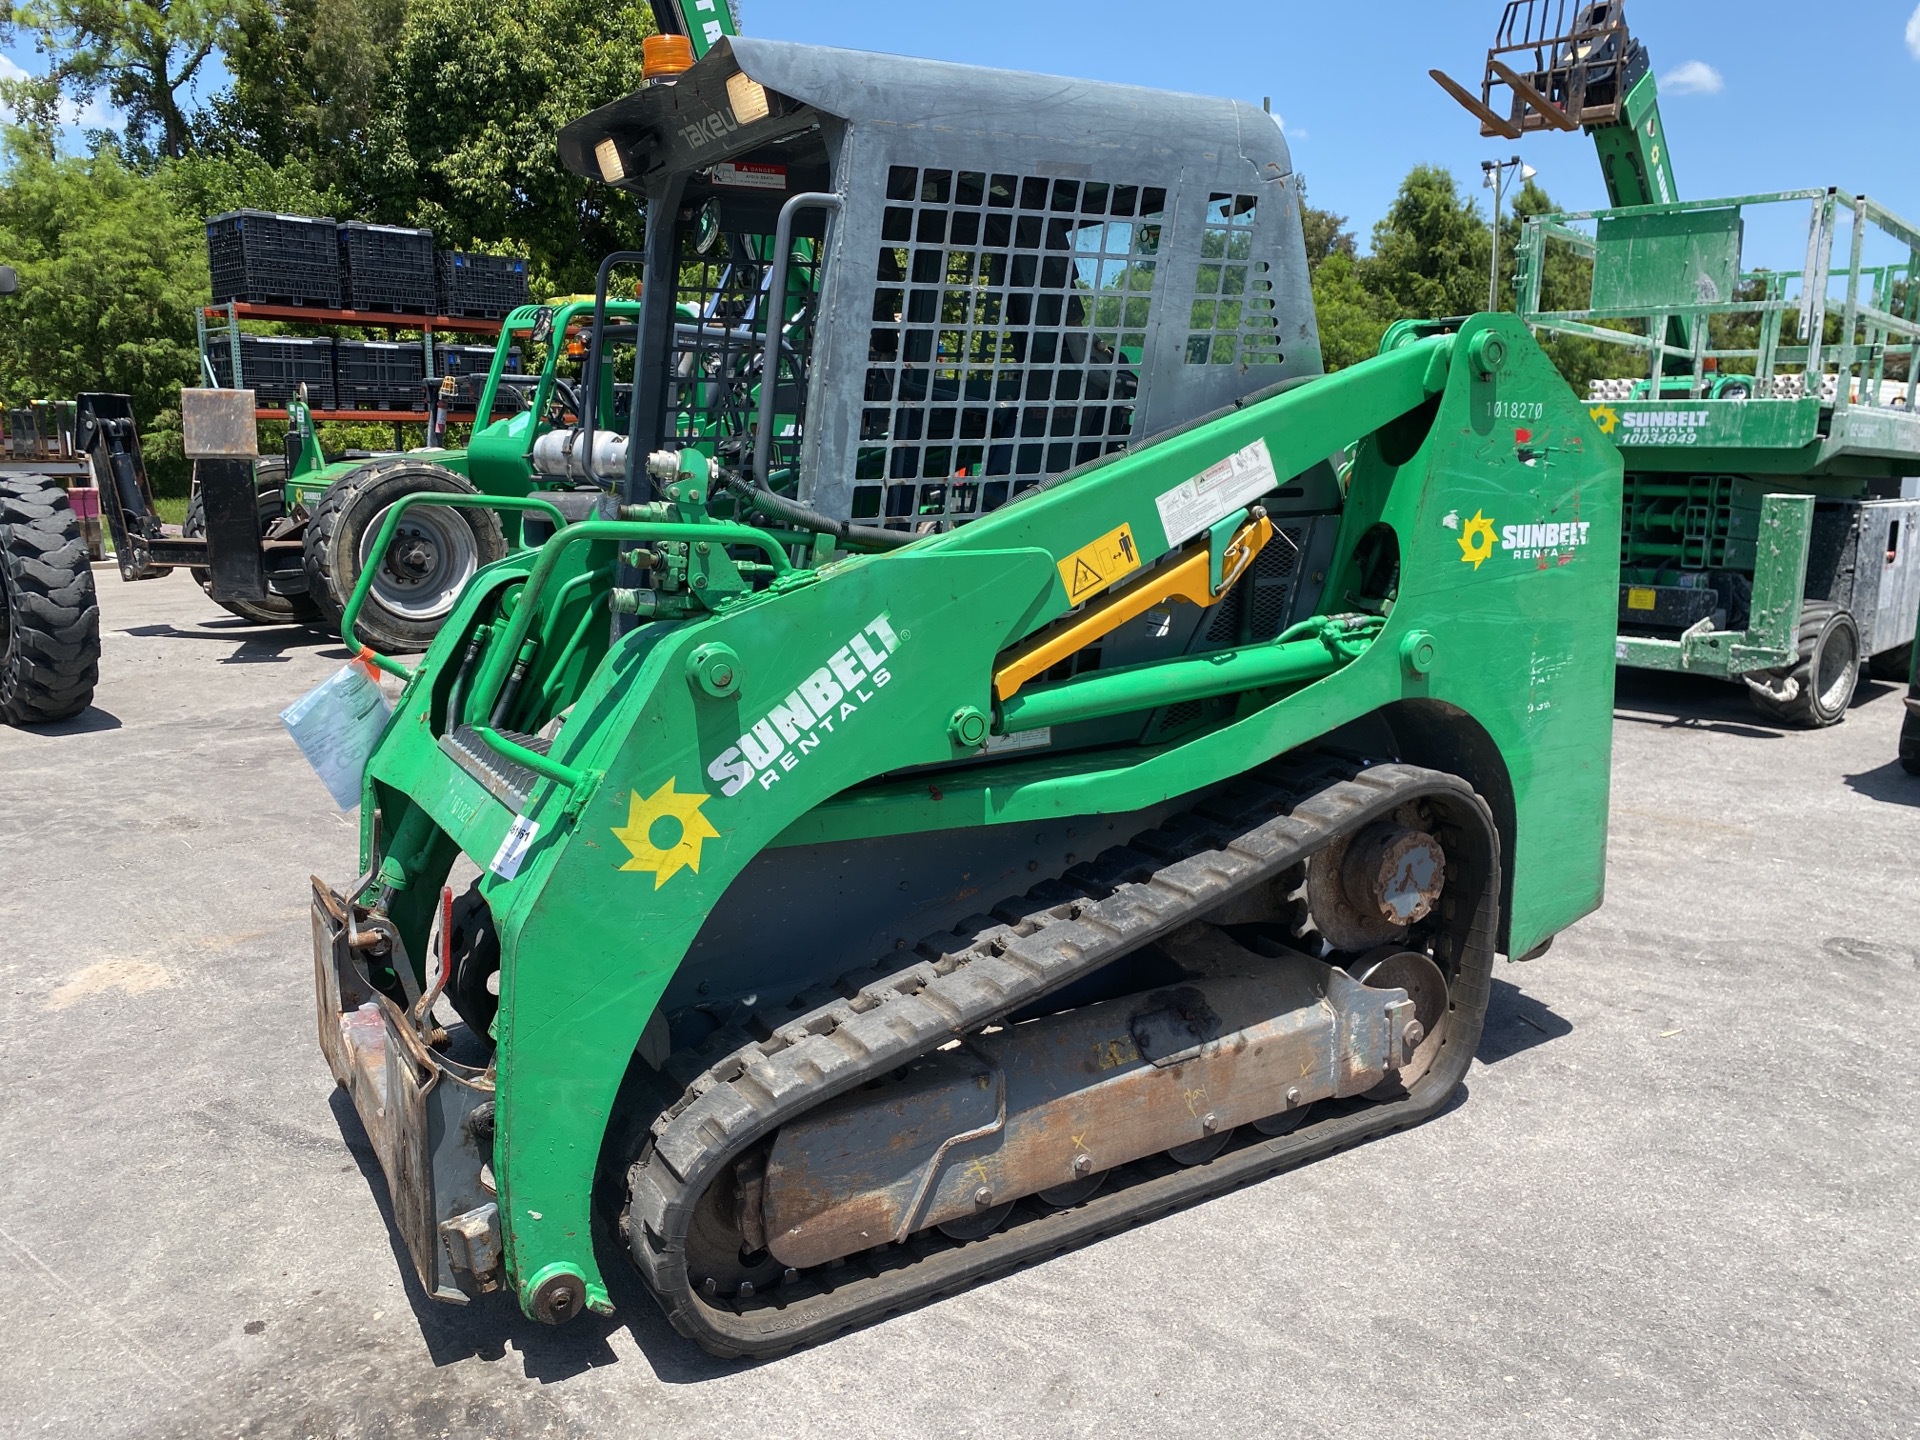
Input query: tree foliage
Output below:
<box><xmin>0</xmin><ymin>135</ymin><xmax>204</xmax><ymax>483</ymax></box>
<box><xmin>12</xmin><ymin>0</ymin><xmax>247</xmax><ymax>160</ymax></box>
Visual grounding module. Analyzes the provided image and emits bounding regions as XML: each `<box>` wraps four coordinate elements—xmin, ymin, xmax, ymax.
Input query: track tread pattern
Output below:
<box><xmin>1</xmin><ymin>474</ymin><xmax>99</xmax><ymax>725</ymax></box>
<box><xmin>625</xmin><ymin>755</ymin><xmax>1499</xmax><ymax>1357</ymax></box>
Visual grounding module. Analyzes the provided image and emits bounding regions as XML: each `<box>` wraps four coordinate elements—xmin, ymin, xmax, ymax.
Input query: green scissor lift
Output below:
<box><xmin>1518</xmin><ymin>190</ymin><xmax>1920</xmax><ymax>726</ymax></box>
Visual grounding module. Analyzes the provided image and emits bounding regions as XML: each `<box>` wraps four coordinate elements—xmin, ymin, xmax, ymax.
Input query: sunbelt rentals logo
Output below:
<box><xmin>707</xmin><ymin>614</ymin><xmax>901</xmax><ymax>797</ymax></box>
<box><xmin>1448</xmin><ymin>509</ymin><xmax>1592</xmax><ymax>568</ymax></box>
<box><xmin>610</xmin><ymin>614</ymin><xmax>904</xmax><ymax>887</ymax></box>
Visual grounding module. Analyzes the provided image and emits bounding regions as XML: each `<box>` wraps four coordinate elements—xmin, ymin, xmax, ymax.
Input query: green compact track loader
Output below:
<box><xmin>310</xmin><ymin>37</ymin><xmax>1621</xmax><ymax>1355</ymax></box>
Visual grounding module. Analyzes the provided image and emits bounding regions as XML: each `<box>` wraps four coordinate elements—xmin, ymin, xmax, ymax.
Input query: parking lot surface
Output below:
<box><xmin>3</xmin><ymin>569</ymin><xmax>1917</xmax><ymax>1439</ymax></box>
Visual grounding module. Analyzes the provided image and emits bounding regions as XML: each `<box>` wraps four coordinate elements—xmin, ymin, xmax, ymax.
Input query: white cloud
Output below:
<box><xmin>1908</xmin><ymin>4</ymin><xmax>1920</xmax><ymax>59</ymax></box>
<box><xmin>0</xmin><ymin>52</ymin><xmax>121</xmax><ymax>131</ymax></box>
<box><xmin>1662</xmin><ymin>60</ymin><xmax>1724</xmax><ymax>96</ymax></box>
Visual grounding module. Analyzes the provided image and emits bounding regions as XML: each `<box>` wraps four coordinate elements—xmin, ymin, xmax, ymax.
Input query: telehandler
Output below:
<box><xmin>310</xmin><ymin>33</ymin><xmax>1620</xmax><ymax>1355</ymax></box>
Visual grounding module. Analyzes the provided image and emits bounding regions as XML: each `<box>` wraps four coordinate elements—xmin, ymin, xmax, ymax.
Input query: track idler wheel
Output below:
<box><xmin>1351</xmin><ymin>946</ymin><xmax>1450</xmax><ymax>1092</ymax></box>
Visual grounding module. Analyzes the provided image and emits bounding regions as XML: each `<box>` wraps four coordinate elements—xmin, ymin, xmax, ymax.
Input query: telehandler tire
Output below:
<box><xmin>183</xmin><ymin>457</ymin><xmax>322</xmax><ymax>626</ymax></box>
<box><xmin>0</xmin><ymin>473</ymin><xmax>99</xmax><ymax>726</ymax></box>
<box><xmin>1745</xmin><ymin>601</ymin><xmax>1859</xmax><ymax>728</ymax></box>
<box><xmin>303</xmin><ymin>459</ymin><xmax>504</xmax><ymax>654</ymax></box>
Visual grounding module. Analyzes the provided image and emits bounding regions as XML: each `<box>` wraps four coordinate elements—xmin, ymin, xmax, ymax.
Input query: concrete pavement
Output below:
<box><xmin>2</xmin><ymin>567</ymin><xmax>1916</xmax><ymax>1439</ymax></box>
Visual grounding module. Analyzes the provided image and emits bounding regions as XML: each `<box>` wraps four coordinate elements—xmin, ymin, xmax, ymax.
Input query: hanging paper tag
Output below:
<box><xmin>490</xmin><ymin>816</ymin><xmax>540</xmax><ymax>880</ymax></box>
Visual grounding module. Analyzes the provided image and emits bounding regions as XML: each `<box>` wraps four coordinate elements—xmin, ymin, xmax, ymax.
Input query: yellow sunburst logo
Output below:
<box><xmin>1457</xmin><ymin>510</ymin><xmax>1497</xmax><ymax>569</ymax></box>
<box><xmin>611</xmin><ymin>779</ymin><xmax>721</xmax><ymax>889</ymax></box>
<box><xmin>1589</xmin><ymin>404</ymin><xmax>1619</xmax><ymax>435</ymax></box>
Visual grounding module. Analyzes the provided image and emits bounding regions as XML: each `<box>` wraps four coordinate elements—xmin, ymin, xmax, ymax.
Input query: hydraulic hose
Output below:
<box><xmin>716</xmin><ymin>468</ymin><xmax>917</xmax><ymax>552</ymax></box>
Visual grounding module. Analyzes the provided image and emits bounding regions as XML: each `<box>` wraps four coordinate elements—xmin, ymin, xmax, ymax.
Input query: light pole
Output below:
<box><xmin>1482</xmin><ymin>155</ymin><xmax>1536</xmax><ymax>312</ymax></box>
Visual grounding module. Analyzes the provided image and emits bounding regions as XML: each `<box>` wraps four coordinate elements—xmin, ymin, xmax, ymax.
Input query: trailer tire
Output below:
<box><xmin>0</xmin><ymin>474</ymin><xmax>100</xmax><ymax>726</ymax></box>
<box><xmin>1744</xmin><ymin>601</ymin><xmax>1860</xmax><ymax>729</ymax></box>
<box><xmin>303</xmin><ymin>459</ymin><xmax>503</xmax><ymax>654</ymax></box>
<box><xmin>183</xmin><ymin>458</ymin><xmax>322</xmax><ymax>626</ymax></box>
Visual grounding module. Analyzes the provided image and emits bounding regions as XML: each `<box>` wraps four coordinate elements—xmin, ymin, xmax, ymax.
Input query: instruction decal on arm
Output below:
<box><xmin>1155</xmin><ymin>438</ymin><xmax>1280</xmax><ymax>547</ymax></box>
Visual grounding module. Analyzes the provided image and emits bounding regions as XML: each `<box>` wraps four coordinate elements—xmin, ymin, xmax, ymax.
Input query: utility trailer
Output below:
<box><xmin>1516</xmin><ymin>189</ymin><xmax>1920</xmax><ymax>726</ymax></box>
<box><xmin>308</xmin><ymin>34</ymin><xmax>1621</xmax><ymax>1354</ymax></box>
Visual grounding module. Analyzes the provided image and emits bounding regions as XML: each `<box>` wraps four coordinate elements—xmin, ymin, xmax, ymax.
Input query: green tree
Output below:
<box><xmin>0</xmin><ymin>131</ymin><xmax>206</xmax><ymax>488</ymax></box>
<box><xmin>11</xmin><ymin>0</ymin><xmax>248</xmax><ymax>160</ymax></box>
<box><xmin>1298</xmin><ymin>180</ymin><xmax>1356</xmax><ymax>276</ymax></box>
<box><xmin>1309</xmin><ymin>250</ymin><xmax>1396</xmax><ymax>372</ymax></box>
<box><xmin>212</xmin><ymin>0</ymin><xmax>404</xmax><ymax>202</ymax></box>
<box><xmin>359</xmin><ymin>0</ymin><xmax>656</xmax><ymax>292</ymax></box>
<box><xmin>1360</xmin><ymin>164</ymin><xmax>1492</xmax><ymax>320</ymax></box>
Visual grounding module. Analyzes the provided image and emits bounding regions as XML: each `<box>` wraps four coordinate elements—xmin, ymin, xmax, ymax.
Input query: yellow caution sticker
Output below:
<box><xmin>1058</xmin><ymin>522</ymin><xmax>1140</xmax><ymax>605</ymax></box>
<box><xmin>1626</xmin><ymin>586</ymin><xmax>1657</xmax><ymax>612</ymax></box>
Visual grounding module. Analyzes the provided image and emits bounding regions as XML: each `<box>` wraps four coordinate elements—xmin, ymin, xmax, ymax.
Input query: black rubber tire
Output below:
<box><xmin>445</xmin><ymin>882</ymin><xmax>500</xmax><ymax>1044</ymax></box>
<box><xmin>0</xmin><ymin>474</ymin><xmax>100</xmax><ymax>726</ymax></box>
<box><xmin>1745</xmin><ymin>601</ymin><xmax>1861</xmax><ymax>729</ymax></box>
<box><xmin>302</xmin><ymin>458</ymin><xmax>504</xmax><ymax>654</ymax></box>
<box><xmin>183</xmin><ymin>457</ymin><xmax>322</xmax><ymax>626</ymax></box>
<box><xmin>1901</xmin><ymin>701</ymin><xmax>1920</xmax><ymax>776</ymax></box>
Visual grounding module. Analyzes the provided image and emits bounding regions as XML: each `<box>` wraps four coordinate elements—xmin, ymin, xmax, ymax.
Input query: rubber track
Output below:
<box><xmin>626</xmin><ymin>755</ymin><xmax>1500</xmax><ymax>1357</ymax></box>
<box><xmin>0</xmin><ymin>474</ymin><xmax>99</xmax><ymax>724</ymax></box>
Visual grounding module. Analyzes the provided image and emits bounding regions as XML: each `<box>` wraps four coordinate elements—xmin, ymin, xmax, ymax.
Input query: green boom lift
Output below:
<box><xmin>310</xmin><ymin>34</ymin><xmax>1622</xmax><ymax>1353</ymax></box>
<box><xmin>1437</xmin><ymin>1</ymin><xmax>1920</xmax><ymax>727</ymax></box>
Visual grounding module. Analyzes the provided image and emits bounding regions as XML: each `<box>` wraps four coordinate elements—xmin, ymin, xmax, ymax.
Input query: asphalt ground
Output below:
<box><xmin>3</xmin><ymin>568</ymin><xmax>1917</xmax><ymax>1440</ymax></box>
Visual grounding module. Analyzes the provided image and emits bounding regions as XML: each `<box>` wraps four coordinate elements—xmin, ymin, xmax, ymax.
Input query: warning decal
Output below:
<box><xmin>1058</xmin><ymin>522</ymin><xmax>1141</xmax><ymax>605</ymax></box>
<box><xmin>1626</xmin><ymin>587</ymin><xmax>1656</xmax><ymax>612</ymax></box>
<box><xmin>1154</xmin><ymin>437</ymin><xmax>1280</xmax><ymax>548</ymax></box>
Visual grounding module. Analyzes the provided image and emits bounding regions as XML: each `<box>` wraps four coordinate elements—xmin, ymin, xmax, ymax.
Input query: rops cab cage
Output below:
<box><xmin>557</xmin><ymin>36</ymin><xmax>1324</xmax><ymax>534</ymax></box>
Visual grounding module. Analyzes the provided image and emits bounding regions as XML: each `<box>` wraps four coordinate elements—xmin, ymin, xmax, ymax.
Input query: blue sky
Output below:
<box><xmin>9</xmin><ymin>0</ymin><xmax>1920</xmax><ymax>270</ymax></box>
<box><xmin>739</xmin><ymin>0</ymin><xmax>1920</xmax><ymax>269</ymax></box>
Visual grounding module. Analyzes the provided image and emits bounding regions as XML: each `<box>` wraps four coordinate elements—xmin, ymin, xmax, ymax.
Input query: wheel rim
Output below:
<box><xmin>1352</xmin><ymin>948</ymin><xmax>1450</xmax><ymax>1090</ymax></box>
<box><xmin>1813</xmin><ymin>619</ymin><xmax>1859</xmax><ymax>714</ymax></box>
<box><xmin>356</xmin><ymin>502</ymin><xmax>478</xmax><ymax>621</ymax></box>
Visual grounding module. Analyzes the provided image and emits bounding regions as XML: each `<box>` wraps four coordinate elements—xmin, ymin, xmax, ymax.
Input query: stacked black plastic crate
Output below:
<box><xmin>204</xmin><ymin>334</ymin><xmax>338</xmax><ymax>408</ymax></box>
<box><xmin>338</xmin><ymin>223</ymin><xmax>437</xmax><ymax>314</ymax></box>
<box><xmin>206</xmin><ymin>211</ymin><xmax>342</xmax><ymax>308</ymax></box>
<box><xmin>436</xmin><ymin>252</ymin><xmax>531</xmax><ymax>318</ymax></box>
<box><xmin>334</xmin><ymin>340</ymin><xmax>427</xmax><ymax>410</ymax></box>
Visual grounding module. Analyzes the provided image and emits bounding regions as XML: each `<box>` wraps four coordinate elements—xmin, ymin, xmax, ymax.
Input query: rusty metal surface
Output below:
<box><xmin>761</xmin><ymin>927</ymin><xmax>1418</xmax><ymax>1270</ymax></box>
<box><xmin>310</xmin><ymin>881</ymin><xmax>499</xmax><ymax>1303</ymax></box>
<box><xmin>179</xmin><ymin>388</ymin><xmax>260</xmax><ymax>459</ymax></box>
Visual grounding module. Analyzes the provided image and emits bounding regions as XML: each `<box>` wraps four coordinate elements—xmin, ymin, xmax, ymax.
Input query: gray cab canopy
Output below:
<box><xmin>559</xmin><ymin>36</ymin><xmax>1323</xmax><ymax>530</ymax></box>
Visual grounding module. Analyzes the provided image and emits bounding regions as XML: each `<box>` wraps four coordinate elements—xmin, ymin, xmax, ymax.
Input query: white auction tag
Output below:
<box><xmin>490</xmin><ymin>815</ymin><xmax>540</xmax><ymax>880</ymax></box>
<box><xmin>1154</xmin><ymin>437</ymin><xmax>1280</xmax><ymax>547</ymax></box>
